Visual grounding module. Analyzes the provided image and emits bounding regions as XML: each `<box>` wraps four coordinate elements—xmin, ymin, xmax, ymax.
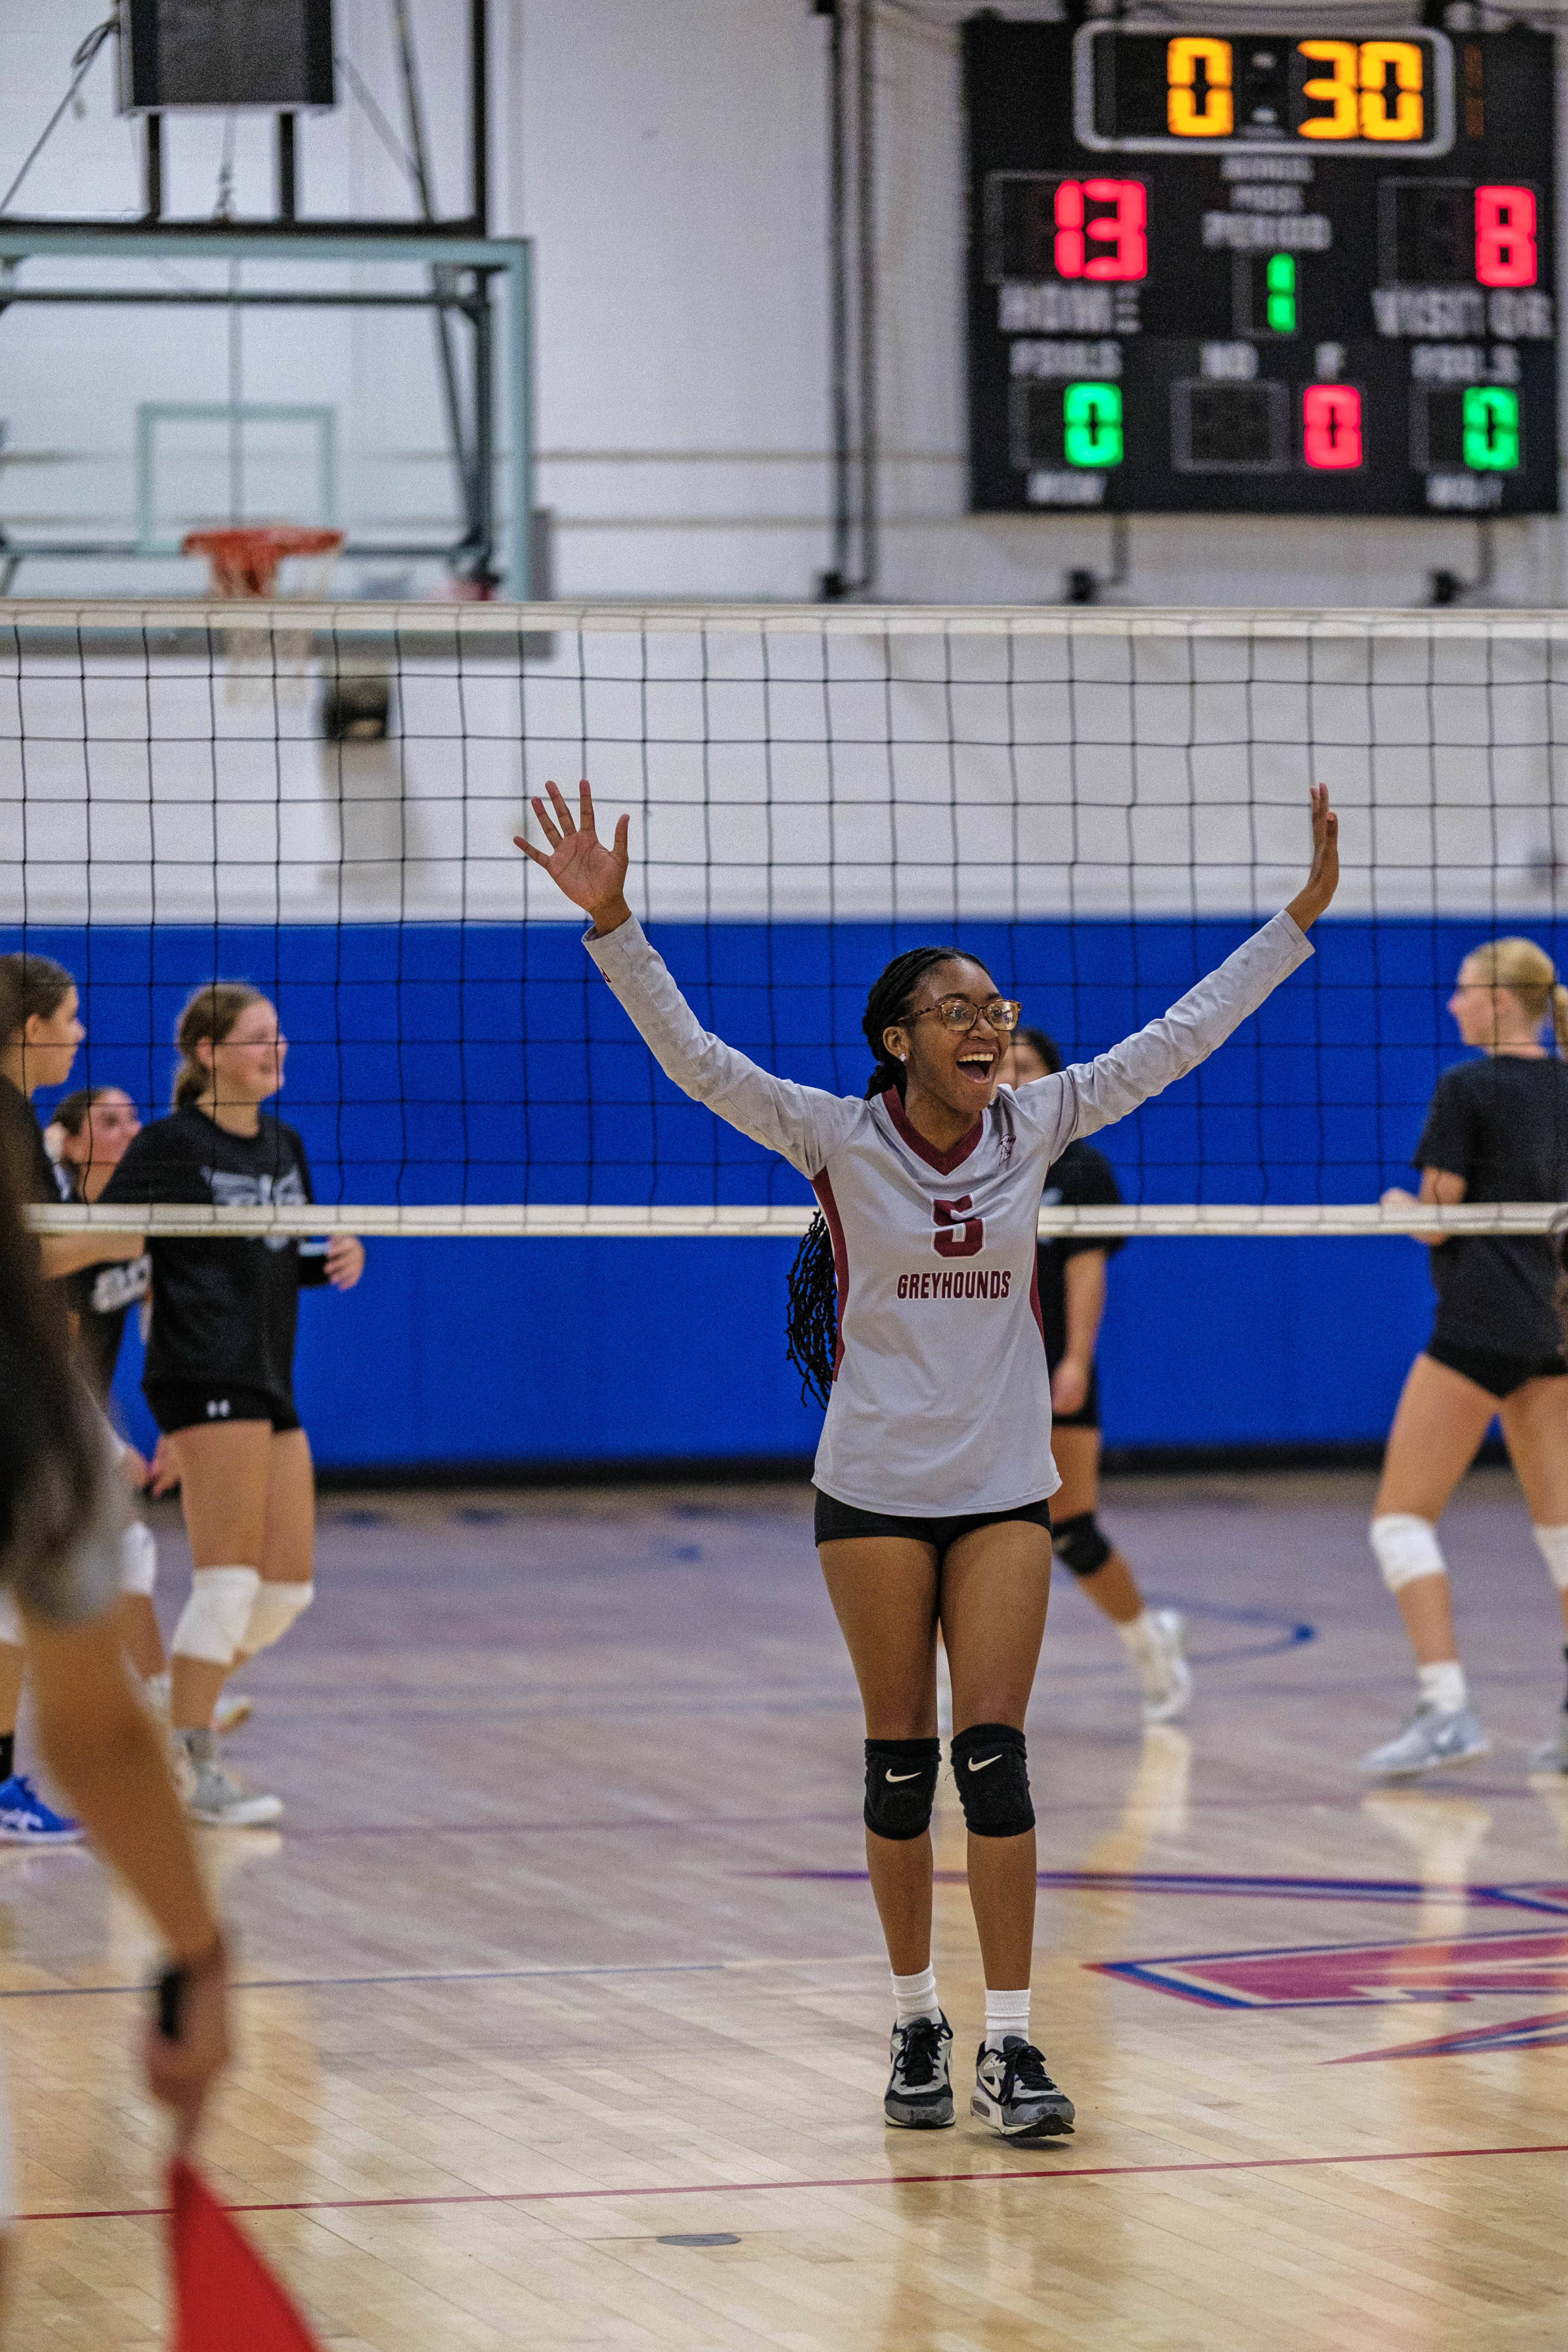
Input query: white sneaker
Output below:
<box><xmin>1359</xmin><ymin>1703</ymin><xmax>1489</xmax><ymax>1779</ymax></box>
<box><xmin>970</xmin><ymin>2039</ymin><xmax>1075</xmax><ymax>2139</ymax></box>
<box><xmin>175</xmin><ymin>1730</ymin><xmax>282</xmax><ymax>1827</ymax></box>
<box><xmin>1139</xmin><ymin>1609</ymin><xmax>1193</xmax><ymax>1725</ymax></box>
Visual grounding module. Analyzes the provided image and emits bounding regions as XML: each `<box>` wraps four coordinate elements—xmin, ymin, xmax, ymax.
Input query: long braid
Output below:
<box><xmin>784</xmin><ymin>944</ymin><xmax>965</xmax><ymax>1410</ymax></box>
<box><xmin>785</xmin><ymin>1215</ymin><xmax>838</xmax><ymax>1406</ymax></box>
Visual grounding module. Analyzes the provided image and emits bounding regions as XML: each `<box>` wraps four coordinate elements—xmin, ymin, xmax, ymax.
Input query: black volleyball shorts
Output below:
<box><xmin>1424</xmin><ymin>1336</ymin><xmax>1568</xmax><ymax>1402</ymax></box>
<box><xmin>146</xmin><ymin>1383</ymin><xmax>302</xmax><ymax>1436</ymax></box>
<box><xmin>814</xmin><ymin>1489</ymin><xmax>1053</xmax><ymax>1559</ymax></box>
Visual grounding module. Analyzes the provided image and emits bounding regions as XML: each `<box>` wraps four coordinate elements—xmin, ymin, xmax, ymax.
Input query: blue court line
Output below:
<box><xmin>751</xmin><ymin>1867</ymin><xmax>1568</xmax><ymax>1914</ymax></box>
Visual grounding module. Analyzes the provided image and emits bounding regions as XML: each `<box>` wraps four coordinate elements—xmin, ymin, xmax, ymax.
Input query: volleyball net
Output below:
<box><xmin>7</xmin><ymin>597</ymin><xmax>1566</xmax><ymax>1241</ymax></box>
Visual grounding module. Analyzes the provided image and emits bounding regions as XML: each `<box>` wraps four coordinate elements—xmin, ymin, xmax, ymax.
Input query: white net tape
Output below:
<box><xmin>5</xmin><ymin>598</ymin><xmax>1565</xmax><ymax>1238</ymax></box>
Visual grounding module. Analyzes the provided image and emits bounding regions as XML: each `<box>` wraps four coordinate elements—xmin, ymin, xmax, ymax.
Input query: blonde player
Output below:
<box><xmin>517</xmin><ymin>779</ymin><xmax>1338</xmax><ymax>2139</ymax></box>
<box><xmin>1364</xmin><ymin>939</ymin><xmax>1568</xmax><ymax>1778</ymax></box>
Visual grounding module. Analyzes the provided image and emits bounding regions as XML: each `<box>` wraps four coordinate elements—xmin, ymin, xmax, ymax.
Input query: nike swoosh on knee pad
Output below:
<box><xmin>967</xmin><ymin>1755</ymin><xmax>1001</xmax><ymax>1771</ymax></box>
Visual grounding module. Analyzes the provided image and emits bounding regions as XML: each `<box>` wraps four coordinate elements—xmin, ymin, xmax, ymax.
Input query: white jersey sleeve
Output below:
<box><xmin>584</xmin><ymin>916</ymin><xmax>863</xmax><ymax>1179</ymax></box>
<box><xmin>1011</xmin><ymin>909</ymin><xmax>1313</xmax><ymax>1159</ymax></box>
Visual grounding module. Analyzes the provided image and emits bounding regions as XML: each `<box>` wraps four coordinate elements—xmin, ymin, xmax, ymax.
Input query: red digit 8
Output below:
<box><xmin>1475</xmin><ymin>185</ymin><xmax>1537</xmax><ymax>289</ymax></box>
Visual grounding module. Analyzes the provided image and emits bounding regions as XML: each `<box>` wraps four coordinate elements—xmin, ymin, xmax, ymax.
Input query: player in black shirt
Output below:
<box><xmin>50</xmin><ymin>1086</ymin><xmax>173</xmax><ymax>1691</ymax></box>
<box><xmin>0</xmin><ymin>955</ymin><xmax>145</xmax><ymax>1845</ymax></box>
<box><xmin>51</xmin><ymin>1088</ymin><xmax>151</xmax><ymax>1398</ymax></box>
<box><xmin>1363</xmin><ymin>937</ymin><xmax>1568</xmax><ymax>1779</ymax></box>
<box><xmin>1002</xmin><ymin>1028</ymin><xmax>1191</xmax><ymax>1723</ymax></box>
<box><xmin>102</xmin><ymin>982</ymin><xmax>365</xmax><ymax>1828</ymax></box>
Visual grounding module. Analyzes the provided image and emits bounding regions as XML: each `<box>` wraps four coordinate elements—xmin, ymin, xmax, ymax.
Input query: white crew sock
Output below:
<box><xmin>1116</xmin><ymin>1611</ymin><xmax>1160</xmax><ymax>1659</ymax></box>
<box><xmin>984</xmin><ymin>1986</ymin><xmax>1031</xmax><ymax>2052</ymax></box>
<box><xmin>1418</xmin><ymin>1660</ymin><xmax>1468</xmax><ymax>1714</ymax></box>
<box><xmin>891</xmin><ymin>1965</ymin><xmax>941</xmax><ymax>2028</ymax></box>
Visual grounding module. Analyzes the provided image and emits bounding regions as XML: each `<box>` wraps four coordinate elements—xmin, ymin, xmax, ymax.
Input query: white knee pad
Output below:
<box><xmin>118</xmin><ymin>1522</ymin><xmax>157</xmax><ymax>1599</ymax></box>
<box><xmin>170</xmin><ymin>1567</ymin><xmax>261</xmax><ymax>1667</ymax></box>
<box><xmin>1370</xmin><ymin>1514</ymin><xmax>1447</xmax><ymax>1594</ymax></box>
<box><xmin>242</xmin><ymin>1580</ymin><xmax>313</xmax><ymax>1656</ymax></box>
<box><xmin>0</xmin><ymin>1592</ymin><xmax>22</xmax><ymax>1648</ymax></box>
<box><xmin>1532</xmin><ymin>1524</ymin><xmax>1568</xmax><ymax>1593</ymax></box>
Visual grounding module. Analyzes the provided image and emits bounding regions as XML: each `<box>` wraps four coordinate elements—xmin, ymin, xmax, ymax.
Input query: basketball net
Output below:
<box><xmin>182</xmin><ymin>526</ymin><xmax>345</xmax><ymax>707</ymax></box>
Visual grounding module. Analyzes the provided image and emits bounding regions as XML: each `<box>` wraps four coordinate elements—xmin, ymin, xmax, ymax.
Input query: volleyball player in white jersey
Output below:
<box><xmin>517</xmin><ymin>781</ymin><xmax>1339</xmax><ymax>2139</ymax></box>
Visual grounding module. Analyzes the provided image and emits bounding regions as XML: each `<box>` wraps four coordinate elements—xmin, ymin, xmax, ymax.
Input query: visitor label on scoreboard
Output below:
<box><xmin>964</xmin><ymin>19</ymin><xmax>1557</xmax><ymax>516</ymax></box>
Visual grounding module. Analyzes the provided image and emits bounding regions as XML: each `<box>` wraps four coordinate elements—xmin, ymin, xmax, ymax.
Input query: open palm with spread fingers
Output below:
<box><xmin>515</xmin><ymin>781</ymin><xmax>631</xmax><ymax>935</ymax></box>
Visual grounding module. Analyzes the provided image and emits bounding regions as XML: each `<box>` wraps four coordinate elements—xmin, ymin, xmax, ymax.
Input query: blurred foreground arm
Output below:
<box><xmin>27</xmin><ymin>1608</ymin><xmax>229</xmax><ymax>2149</ymax></box>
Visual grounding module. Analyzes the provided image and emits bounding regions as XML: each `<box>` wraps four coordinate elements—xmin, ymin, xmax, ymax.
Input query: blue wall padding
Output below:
<box><xmin>7</xmin><ymin>913</ymin><xmax>1545</xmax><ymax>1468</ymax></box>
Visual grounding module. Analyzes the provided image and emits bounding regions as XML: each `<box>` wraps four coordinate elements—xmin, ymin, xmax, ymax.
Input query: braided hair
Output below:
<box><xmin>785</xmin><ymin>944</ymin><xmax>972</xmax><ymax>1407</ymax></box>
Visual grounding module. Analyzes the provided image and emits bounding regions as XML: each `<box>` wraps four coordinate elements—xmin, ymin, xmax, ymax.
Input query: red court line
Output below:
<box><xmin>20</xmin><ymin>2140</ymin><xmax>1568</xmax><ymax>2225</ymax></box>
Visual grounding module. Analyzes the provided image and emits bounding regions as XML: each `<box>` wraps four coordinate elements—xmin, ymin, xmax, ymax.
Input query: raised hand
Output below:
<box><xmin>514</xmin><ymin>781</ymin><xmax>632</xmax><ymax>936</ymax></box>
<box><xmin>1285</xmin><ymin>783</ymin><xmax>1340</xmax><ymax>932</ymax></box>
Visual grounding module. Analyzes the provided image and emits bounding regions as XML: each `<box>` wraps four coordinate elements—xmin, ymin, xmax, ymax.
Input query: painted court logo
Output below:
<box><xmin>1098</xmin><ymin>1919</ymin><xmax>1568</xmax><ymax>2061</ymax></box>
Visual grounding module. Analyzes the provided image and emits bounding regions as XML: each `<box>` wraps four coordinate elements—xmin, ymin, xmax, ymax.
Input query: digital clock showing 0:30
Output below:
<box><xmin>1075</xmin><ymin>24</ymin><xmax>1455</xmax><ymax>157</ymax></box>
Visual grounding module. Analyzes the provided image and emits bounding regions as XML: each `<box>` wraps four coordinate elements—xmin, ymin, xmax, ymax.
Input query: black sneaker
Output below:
<box><xmin>971</xmin><ymin>2037</ymin><xmax>1075</xmax><ymax>2138</ymax></box>
<box><xmin>885</xmin><ymin>2013</ymin><xmax>954</xmax><ymax>2128</ymax></box>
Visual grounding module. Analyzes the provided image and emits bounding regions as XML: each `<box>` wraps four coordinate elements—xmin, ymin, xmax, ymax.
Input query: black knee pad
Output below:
<box><xmin>1053</xmin><ymin>1511</ymin><xmax>1112</xmax><ymax>1579</ymax></box>
<box><xmin>863</xmin><ymin>1737</ymin><xmax>941</xmax><ymax>1841</ymax></box>
<box><xmin>951</xmin><ymin>1722</ymin><xmax>1034</xmax><ymax>1837</ymax></box>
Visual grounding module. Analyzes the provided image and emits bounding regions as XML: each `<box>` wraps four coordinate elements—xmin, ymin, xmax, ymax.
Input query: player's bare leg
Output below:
<box><xmin>1051</xmin><ymin>1426</ymin><xmax>1190</xmax><ymax>1720</ymax></box>
<box><xmin>1362</xmin><ymin>1353</ymin><xmax>1497</xmax><ymax>1776</ymax></box>
<box><xmin>941</xmin><ymin>1519</ymin><xmax>1074</xmax><ymax>2134</ymax></box>
<box><xmin>1498</xmin><ymin>1376</ymin><xmax>1568</xmax><ymax>1770</ymax></box>
<box><xmin>163</xmin><ymin>1422</ymin><xmax>281</xmax><ymax>1826</ymax></box>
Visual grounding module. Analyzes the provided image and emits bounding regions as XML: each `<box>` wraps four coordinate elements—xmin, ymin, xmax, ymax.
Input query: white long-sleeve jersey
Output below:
<box><xmin>585</xmin><ymin>912</ymin><xmax>1313</xmax><ymax>1515</ymax></box>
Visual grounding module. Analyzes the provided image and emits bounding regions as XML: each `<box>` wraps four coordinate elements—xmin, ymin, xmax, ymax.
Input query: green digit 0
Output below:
<box><xmin>1462</xmin><ymin>385</ymin><xmax>1520</xmax><ymax>471</ymax></box>
<box><xmin>1265</xmin><ymin>254</ymin><xmax>1296</xmax><ymax>332</ymax></box>
<box><xmin>1064</xmin><ymin>382</ymin><xmax>1123</xmax><ymax>468</ymax></box>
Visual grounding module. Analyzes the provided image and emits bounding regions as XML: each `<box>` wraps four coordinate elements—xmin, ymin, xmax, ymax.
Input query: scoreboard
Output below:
<box><xmin>964</xmin><ymin>17</ymin><xmax>1558</xmax><ymax>517</ymax></box>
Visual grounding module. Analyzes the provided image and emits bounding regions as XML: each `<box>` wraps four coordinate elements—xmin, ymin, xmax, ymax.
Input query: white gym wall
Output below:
<box><xmin>0</xmin><ymin>0</ymin><xmax>1565</xmax><ymax>606</ymax></box>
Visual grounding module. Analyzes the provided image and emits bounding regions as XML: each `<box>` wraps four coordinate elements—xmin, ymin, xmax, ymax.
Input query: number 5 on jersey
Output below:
<box><xmin>934</xmin><ymin>1197</ymin><xmax>985</xmax><ymax>1258</ymax></box>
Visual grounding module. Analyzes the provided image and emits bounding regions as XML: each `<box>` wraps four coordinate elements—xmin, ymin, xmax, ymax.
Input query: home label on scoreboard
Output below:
<box><xmin>965</xmin><ymin>15</ymin><xmax>1557</xmax><ymax>517</ymax></box>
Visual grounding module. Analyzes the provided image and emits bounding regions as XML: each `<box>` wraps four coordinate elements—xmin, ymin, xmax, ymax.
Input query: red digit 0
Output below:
<box><xmin>1303</xmin><ymin>383</ymin><xmax>1363</xmax><ymax>469</ymax></box>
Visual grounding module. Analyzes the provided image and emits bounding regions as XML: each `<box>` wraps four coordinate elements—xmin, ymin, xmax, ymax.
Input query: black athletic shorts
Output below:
<box><xmin>1424</xmin><ymin>1336</ymin><xmax>1568</xmax><ymax>1401</ymax></box>
<box><xmin>813</xmin><ymin>1489</ymin><xmax>1053</xmax><ymax>1558</ymax></box>
<box><xmin>146</xmin><ymin>1383</ymin><xmax>302</xmax><ymax>1436</ymax></box>
<box><xmin>1050</xmin><ymin>1366</ymin><xmax>1100</xmax><ymax>1433</ymax></box>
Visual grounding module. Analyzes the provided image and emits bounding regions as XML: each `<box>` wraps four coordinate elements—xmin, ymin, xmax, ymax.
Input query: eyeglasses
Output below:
<box><xmin>909</xmin><ymin>995</ymin><xmax>1022</xmax><ymax>1035</ymax></box>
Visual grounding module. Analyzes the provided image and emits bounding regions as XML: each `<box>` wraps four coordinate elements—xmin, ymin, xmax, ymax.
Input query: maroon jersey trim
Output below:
<box><xmin>1028</xmin><ymin>1243</ymin><xmax>1048</xmax><ymax>1355</ymax></box>
<box><xmin>880</xmin><ymin>1087</ymin><xmax>983</xmax><ymax>1176</ymax></box>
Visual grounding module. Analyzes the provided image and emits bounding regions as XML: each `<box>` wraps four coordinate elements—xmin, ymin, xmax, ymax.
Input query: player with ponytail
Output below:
<box><xmin>101</xmin><ymin>983</ymin><xmax>365</xmax><ymax>1828</ymax></box>
<box><xmin>1366</xmin><ymin>936</ymin><xmax>1568</xmax><ymax>1778</ymax></box>
<box><xmin>519</xmin><ymin>778</ymin><xmax>1337</xmax><ymax>2142</ymax></box>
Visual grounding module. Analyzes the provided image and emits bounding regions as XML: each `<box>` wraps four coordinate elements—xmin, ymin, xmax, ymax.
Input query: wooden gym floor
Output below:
<box><xmin>2</xmin><ymin>1466</ymin><xmax>1567</xmax><ymax>2350</ymax></box>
